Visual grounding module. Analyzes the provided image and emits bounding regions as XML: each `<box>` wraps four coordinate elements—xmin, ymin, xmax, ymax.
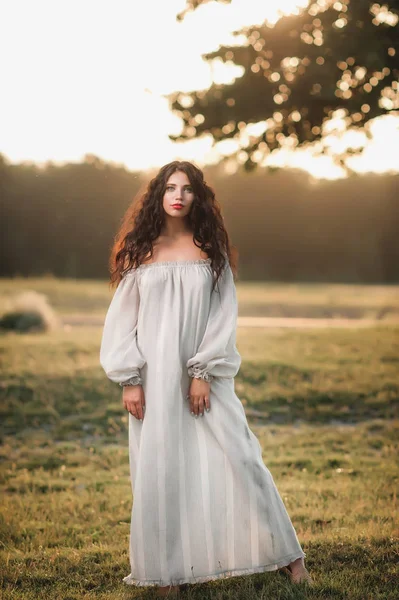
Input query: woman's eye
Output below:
<box><xmin>165</xmin><ymin>185</ymin><xmax>192</xmax><ymax>192</ymax></box>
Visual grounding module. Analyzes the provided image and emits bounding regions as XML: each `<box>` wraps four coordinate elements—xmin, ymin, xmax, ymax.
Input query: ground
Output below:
<box><xmin>0</xmin><ymin>277</ymin><xmax>398</xmax><ymax>599</ymax></box>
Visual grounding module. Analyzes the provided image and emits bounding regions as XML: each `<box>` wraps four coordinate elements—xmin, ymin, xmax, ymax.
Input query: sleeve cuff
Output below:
<box><xmin>118</xmin><ymin>374</ymin><xmax>143</xmax><ymax>387</ymax></box>
<box><xmin>187</xmin><ymin>366</ymin><xmax>213</xmax><ymax>383</ymax></box>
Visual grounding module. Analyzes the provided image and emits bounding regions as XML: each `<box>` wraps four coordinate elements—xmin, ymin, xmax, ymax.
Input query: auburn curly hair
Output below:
<box><xmin>108</xmin><ymin>160</ymin><xmax>239</xmax><ymax>292</ymax></box>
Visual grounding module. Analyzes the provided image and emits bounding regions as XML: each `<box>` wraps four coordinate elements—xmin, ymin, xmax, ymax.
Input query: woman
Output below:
<box><xmin>100</xmin><ymin>160</ymin><xmax>313</xmax><ymax>596</ymax></box>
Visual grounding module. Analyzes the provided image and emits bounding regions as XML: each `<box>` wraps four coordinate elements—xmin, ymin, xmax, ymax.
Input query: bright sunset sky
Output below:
<box><xmin>1</xmin><ymin>0</ymin><xmax>399</xmax><ymax>179</ymax></box>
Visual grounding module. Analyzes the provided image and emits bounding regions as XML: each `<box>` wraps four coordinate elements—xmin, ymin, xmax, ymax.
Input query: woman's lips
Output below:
<box><xmin>172</xmin><ymin>204</ymin><xmax>183</xmax><ymax>209</ymax></box>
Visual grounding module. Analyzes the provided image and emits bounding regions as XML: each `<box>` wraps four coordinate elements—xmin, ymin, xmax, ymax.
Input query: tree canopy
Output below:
<box><xmin>170</xmin><ymin>0</ymin><xmax>399</xmax><ymax>171</ymax></box>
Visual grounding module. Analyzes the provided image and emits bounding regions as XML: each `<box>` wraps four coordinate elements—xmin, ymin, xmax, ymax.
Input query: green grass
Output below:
<box><xmin>0</xmin><ymin>279</ymin><xmax>398</xmax><ymax>599</ymax></box>
<box><xmin>1</xmin><ymin>420</ymin><xmax>398</xmax><ymax>599</ymax></box>
<box><xmin>1</xmin><ymin>326</ymin><xmax>398</xmax><ymax>438</ymax></box>
<box><xmin>236</xmin><ymin>326</ymin><xmax>399</xmax><ymax>424</ymax></box>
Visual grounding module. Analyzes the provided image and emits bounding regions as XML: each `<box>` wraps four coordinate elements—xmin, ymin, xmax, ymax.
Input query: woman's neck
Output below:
<box><xmin>160</xmin><ymin>216</ymin><xmax>192</xmax><ymax>239</ymax></box>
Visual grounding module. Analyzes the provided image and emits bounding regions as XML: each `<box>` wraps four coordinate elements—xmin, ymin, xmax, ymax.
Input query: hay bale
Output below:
<box><xmin>0</xmin><ymin>291</ymin><xmax>60</xmax><ymax>333</ymax></box>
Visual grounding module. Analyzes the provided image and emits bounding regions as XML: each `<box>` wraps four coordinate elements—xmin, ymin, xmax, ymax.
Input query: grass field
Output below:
<box><xmin>0</xmin><ymin>278</ymin><xmax>398</xmax><ymax>599</ymax></box>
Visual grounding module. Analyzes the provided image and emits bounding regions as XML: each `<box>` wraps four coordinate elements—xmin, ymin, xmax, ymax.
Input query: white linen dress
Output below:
<box><xmin>99</xmin><ymin>257</ymin><xmax>306</xmax><ymax>587</ymax></box>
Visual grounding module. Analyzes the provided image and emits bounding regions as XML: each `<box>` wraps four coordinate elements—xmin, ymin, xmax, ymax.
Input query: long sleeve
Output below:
<box><xmin>100</xmin><ymin>270</ymin><xmax>146</xmax><ymax>385</ymax></box>
<box><xmin>186</xmin><ymin>260</ymin><xmax>241</xmax><ymax>381</ymax></box>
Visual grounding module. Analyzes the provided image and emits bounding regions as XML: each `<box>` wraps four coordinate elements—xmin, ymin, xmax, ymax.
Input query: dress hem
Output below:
<box><xmin>122</xmin><ymin>550</ymin><xmax>306</xmax><ymax>587</ymax></box>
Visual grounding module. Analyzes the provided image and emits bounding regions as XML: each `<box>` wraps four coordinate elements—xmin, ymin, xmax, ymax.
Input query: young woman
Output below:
<box><xmin>100</xmin><ymin>160</ymin><xmax>313</xmax><ymax>596</ymax></box>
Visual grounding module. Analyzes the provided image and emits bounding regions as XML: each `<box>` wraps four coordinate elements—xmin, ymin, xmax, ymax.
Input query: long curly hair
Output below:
<box><xmin>108</xmin><ymin>160</ymin><xmax>239</xmax><ymax>292</ymax></box>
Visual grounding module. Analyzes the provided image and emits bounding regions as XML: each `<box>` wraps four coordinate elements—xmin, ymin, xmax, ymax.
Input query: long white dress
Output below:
<box><xmin>100</xmin><ymin>257</ymin><xmax>306</xmax><ymax>587</ymax></box>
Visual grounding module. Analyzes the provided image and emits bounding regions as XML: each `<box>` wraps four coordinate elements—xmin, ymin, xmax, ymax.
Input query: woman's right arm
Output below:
<box><xmin>100</xmin><ymin>270</ymin><xmax>146</xmax><ymax>386</ymax></box>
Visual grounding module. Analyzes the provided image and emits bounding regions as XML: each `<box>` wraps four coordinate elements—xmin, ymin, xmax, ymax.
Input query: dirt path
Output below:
<box><xmin>237</xmin><ymin>316</ymin><xmax>393</xmax><ymax>328</ymax></box>
<box><xmin>62</xmin><ymin>315</ymin><xmax>395</xmax><ymax>329</ymax></box>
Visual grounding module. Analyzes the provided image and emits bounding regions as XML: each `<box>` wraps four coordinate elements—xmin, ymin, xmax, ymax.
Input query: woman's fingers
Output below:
<box><xmin>122</xmin><ymin>386</ymin><xmax>145</xmax><ymax>421</ymax></box>
<box><xmin>130</xmin><ymin>401</ymin><xmax>144</xmax><ymax>420</ymax></box>
<box><xmin>191</xmin><ymin>397</ymin><xmax>201</xmax><ymax>416</ymax></box>
<box><xmin>189</xmin><ymin>394</ymin><xmax>210</xmax><ymax>417</ymax></box>
<box><xmin>187</xmin><ymin>379</ymin><xmax>211</xmax><ymax>417</ymax></box>
<box><xmin>125</xmin><ymin>400</ymin><xmax>139</xmax><ymax>419</ymax></box>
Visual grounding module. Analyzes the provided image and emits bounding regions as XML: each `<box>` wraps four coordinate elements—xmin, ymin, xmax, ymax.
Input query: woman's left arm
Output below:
<box><xmin>186</xmin><ymin>260</ymin><xmax>242</xmax><ymax>382</ymax></box>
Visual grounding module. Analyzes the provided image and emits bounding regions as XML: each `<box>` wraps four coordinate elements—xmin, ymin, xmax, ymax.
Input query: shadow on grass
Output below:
<box><xmin>1</xmin><ymin>358</ymin><xmax>398</xmax><ymax>446</ymax></box>
<box><xmin>2</xmin><ymin>538</ymin><xmax>398</xmax><ymax>599</ymax></box>
<box><xmin>236</xmin><ymin>361</ymin><xmax>399</xmax><ymax>426</ymax></box>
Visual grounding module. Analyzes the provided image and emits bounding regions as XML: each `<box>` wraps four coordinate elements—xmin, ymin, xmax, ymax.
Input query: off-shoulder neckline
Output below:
<box><xmin>137</xmin><ymin>258</ymin><xmax>212</xmax><ymax>269</ymax></box>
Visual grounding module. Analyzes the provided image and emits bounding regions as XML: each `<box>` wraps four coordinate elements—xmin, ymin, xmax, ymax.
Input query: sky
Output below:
<box><xmin>1</xmin><ymin>0</ymin><xmax>399</xmax><ymax>179</ymax></box>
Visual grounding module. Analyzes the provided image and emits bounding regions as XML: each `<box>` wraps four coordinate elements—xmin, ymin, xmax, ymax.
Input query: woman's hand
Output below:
<box><xmin>123</xmin><ymin>385</ymin><xmax>145</xmax><ymax>421</ymax></box>
<box><xmin>187</xmin><ymin>378</ymin><xmax>211</xmax><ymax>417</ymax></box>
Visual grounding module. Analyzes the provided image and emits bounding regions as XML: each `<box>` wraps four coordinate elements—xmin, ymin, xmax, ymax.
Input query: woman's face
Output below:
<box><xmin>162</xmin><ymin>170</ymin><xmax>195</xmax><ymax>219</ymax></box>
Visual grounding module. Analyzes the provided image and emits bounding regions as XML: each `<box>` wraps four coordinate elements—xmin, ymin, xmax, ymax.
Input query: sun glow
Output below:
<box><xmin>0</xmin><ymin>0</ymin><xmax>398</xmax><ymax>179</ymax></box>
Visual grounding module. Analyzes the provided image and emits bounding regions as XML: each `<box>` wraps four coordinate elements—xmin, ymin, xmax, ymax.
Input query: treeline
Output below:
<box><xmin>0</xmin><ymin>153</ymin><xmax>398</xmax><ymax>283</ymax></box>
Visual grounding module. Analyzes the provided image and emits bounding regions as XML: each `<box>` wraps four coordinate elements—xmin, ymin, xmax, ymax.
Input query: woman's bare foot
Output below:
<box><xmin>282</xmin><ymin>557</ymin><xmax>314</xmax><ymax>585</ymax></box>
<box><xmin>156</xmin><ymin>584</ymin><xmax>180</xmax><ymax>597</ymax></box>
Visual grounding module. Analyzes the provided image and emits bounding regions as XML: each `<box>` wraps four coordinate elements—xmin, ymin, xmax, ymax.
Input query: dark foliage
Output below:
<box><xmin>0</xmin><ymin>153</ymin><xmax>398</xmax><ymax>283</ymax></box>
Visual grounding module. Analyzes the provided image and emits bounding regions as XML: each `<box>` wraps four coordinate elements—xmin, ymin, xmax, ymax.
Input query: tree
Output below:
<box><xmin>170</xmin><ymin>0</ymin><xmax>399</xmax><ymax>171</ymax></box>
